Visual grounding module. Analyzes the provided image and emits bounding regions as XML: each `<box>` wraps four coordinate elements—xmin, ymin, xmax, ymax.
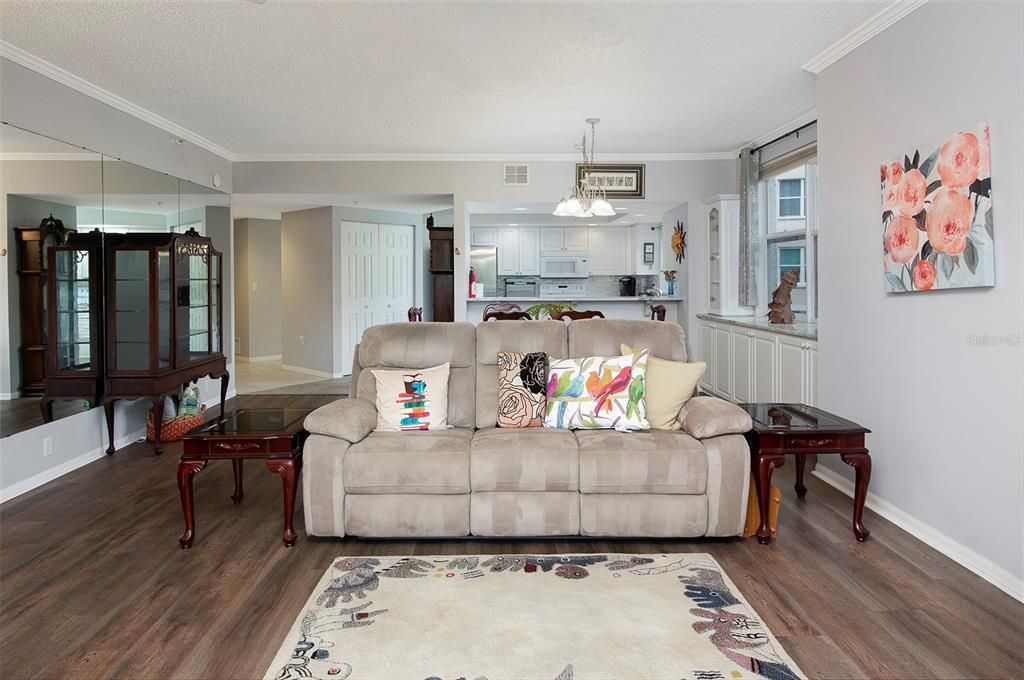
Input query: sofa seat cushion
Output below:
<box><xmin>344</xmin><ymin>428</ymin><xmax>472</xmax><ymax>494</ymax></box>
<box><xmin>470</xmin><ymin>428</ymin><xmax>579</xmax><ymax>492</ymax></box>
<box><xmin>576</xmin><ymin>430</ymin><xmax>707</xmax><ymax>494</ymax></box>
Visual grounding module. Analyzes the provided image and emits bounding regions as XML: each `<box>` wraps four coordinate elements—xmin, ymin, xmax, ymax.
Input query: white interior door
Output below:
<box><xmin>379</xmin><ymin>224</ymin><xmax>415</xmax><ymax>323</ymax></box>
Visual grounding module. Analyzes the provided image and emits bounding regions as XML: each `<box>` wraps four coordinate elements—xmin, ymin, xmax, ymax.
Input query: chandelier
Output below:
<box><xmin>553</xmin><ymin>118</ymin><xmax>616</xmax><ymax>218</ymax></box>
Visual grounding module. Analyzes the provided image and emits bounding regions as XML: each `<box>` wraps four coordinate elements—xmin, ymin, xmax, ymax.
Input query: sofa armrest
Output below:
<box><xmin>304</xmin><ymin>397</ymin><xmax>377</xmax><ymax>443</ymax></box>
<box><xmin>678</xmin><ymin>396</ymin><xmax>752</xmax><ymax>440</ymax></box>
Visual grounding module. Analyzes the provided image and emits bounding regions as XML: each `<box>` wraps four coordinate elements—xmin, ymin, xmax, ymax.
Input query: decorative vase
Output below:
<box><xmin>667</xmin><ymin>280</ymin><xmax>675</xmax><ymax>295</ymax></box>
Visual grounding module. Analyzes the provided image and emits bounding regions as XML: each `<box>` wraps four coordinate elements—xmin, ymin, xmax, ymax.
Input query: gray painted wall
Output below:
<box><xmin>281</xmin><ymin>207</ymin><xmax>336</xmax><ymax>375</ymax></box>
<box><xmin>817</xmin><ymin>1</ymin><xmax>1023</xmax><ymax>588</ymax></box>
<box><xmin>233</xmin><ymin>218</ymin><xmax>282</xmax><ymax>358</ymax></box>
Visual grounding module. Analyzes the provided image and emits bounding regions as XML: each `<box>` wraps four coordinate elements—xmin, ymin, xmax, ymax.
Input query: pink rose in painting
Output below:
<box><xmin>896</xmin><ymin>169</ymin><xmax>927</xmax><ymax>216</ymax></box>
<box><xmin>912</xmin><ymin>260</ymin><xmax>937</xmax><ymax>291</ymax></box>
<box><xmin>978</xmin><ymin>124</ymin><xmax>991</xmax><ymax>180</ymax></box>
<box><xmin>887</xmin><ymin>162</ymin><xmax>903</xmax><ymax>184</ymax></box>
<box><xmin>884</xmin><ymin>215</ymin><xmax>920</xmax><ymax>264</ymax></box>
<box><xmin>925</xmin><ymin>188</ymin><xmax>974</xmax><ymax>255</ymax></box>
<box><xmin>880</xmin><ymin>164</ymin><xmax>888</xmax><ymax>183</ymax></box>
<box><xmin>881</xmin><ymin>183</ymin><xmax>899</xmax><ymax>211</ymax></box>
<box><xmin>937</xmin><ymin>132</ymin><xmax>980</xmax><ymax>189</ymax></box>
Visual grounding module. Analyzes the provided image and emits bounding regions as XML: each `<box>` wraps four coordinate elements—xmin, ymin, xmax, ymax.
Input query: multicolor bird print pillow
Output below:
<box><xmin>544</xmin><ymin>351</ymin><xmax>650</xmax><ymax>431</ymax></box>
<box><xmin>496</xmin><ymin>351</ymin><xmax>548</xmax><ymax>428</ymax></box>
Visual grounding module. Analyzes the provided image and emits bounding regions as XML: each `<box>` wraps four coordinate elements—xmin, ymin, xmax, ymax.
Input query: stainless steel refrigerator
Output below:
<box><xmin>470</xmin><ymin>246</ymin><xmax>498</xmax><ymax>297</ymax></box>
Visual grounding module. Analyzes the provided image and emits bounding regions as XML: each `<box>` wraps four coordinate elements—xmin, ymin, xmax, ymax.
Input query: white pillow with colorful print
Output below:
<box><xmin>544</xmin><ymin>351</ymin><xmax>649</xmax><ymax>431</ymax></box>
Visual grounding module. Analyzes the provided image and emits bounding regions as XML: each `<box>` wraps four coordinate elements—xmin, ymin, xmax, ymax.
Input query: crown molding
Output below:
<box><xmin>231</xmin><ymin>151</ymin><xmax>739</xmax><ymax>162</ymax></box>
<box><xmin>0</xmin><ymin>40</ymin><xmax>237</xmax><ymax>161</ymax></box>
<box><xmin>803</xmin><ymin>0</ymin><xmax>929</xmax><ymax>74</ymax></box>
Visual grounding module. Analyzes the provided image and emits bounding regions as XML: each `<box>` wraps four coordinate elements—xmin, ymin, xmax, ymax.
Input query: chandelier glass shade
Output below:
<box><xmin>553</xmin><ymin>119</ymin><xmax>616</xmax><ymax>218</ymax></box>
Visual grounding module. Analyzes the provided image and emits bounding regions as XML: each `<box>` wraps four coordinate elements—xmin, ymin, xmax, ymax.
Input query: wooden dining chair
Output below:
<box><xmin>650</xmin><ymin>304</ymin><xmax>666</xmax><ymax>321</ymax></box>
<box><xmin>482</xmin><ymin>310</ymin><xmax>533</xmax><ymax>321</ymax></box>
<box><xmin>482</xmin><ymin>302</ymin><xmax>522</xmax><ymax>316</ymax></box>
<box><xmin>553</xmin><ymin>309</ymin><xmax>605</xmax><ymax>321</ymax></box>
<box><xmin>407</xmin><ymin>306</ymin><xmax>423</xmax><ymax>322</ymax></box>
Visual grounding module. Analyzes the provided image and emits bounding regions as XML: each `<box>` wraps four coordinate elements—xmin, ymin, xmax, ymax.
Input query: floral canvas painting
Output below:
<box><xmin>881</xmin><ymin>123</ymin><xmax>994</xmax><ymax>292</ymax></box>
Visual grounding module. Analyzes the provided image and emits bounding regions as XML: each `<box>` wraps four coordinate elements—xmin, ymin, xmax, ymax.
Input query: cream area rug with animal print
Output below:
<box><xmin>265</xmin><ymin>553</ymin><xmax>804</xmax><ymax>680</ymax></box>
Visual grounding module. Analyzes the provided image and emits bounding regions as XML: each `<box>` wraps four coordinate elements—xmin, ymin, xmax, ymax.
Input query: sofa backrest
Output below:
<box><xmin>475</xmin><ymin>320</ymin><xmax>568</xmax><ymax>429</ymax></box>
<box><xmin>356</xmin><ymin>322</ymin><xmax>476</xmax><ymax>429</ymax></box>
<box><xmin>567</xmin><ymin>319</ymin><xmax>689</xmax><ymax>362</ymax></box>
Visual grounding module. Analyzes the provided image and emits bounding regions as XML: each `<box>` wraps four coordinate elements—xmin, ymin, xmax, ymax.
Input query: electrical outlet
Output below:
<box><xmin>299</xmin><ymin>335</ymin><xmax>305</xmax><ymax>346</ymax></box>
<box><xmin>43</xmin><ymin>436</ymin><xmax>53</xmax><ymax>457</ymax></box>
<box><xmin>251</xmin><ymin>281</ymin><xmax>258</xmax><ymax>292</ymax></box>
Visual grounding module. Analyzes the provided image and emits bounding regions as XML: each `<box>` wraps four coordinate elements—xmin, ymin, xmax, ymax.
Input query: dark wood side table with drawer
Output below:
<box><xmin>177</xmin><ymin>408</ymin><xmax>311</xmax><ymax>549</ymax></box>
<box><xmin>739</xmin><ymin>403</ymin><xmax>872</xmax><ymax>544</ymax></box>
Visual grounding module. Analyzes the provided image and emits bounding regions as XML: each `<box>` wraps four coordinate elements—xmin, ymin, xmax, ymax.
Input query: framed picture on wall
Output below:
<box><xmin>576</xmin><ymin>163</ymin><xmax>645</xmax><ymax>198</ymax></box>
<box><xmin>643</xmin><ymin>242</ymin><xmax>655</xmax><ymax>264</ymax></box>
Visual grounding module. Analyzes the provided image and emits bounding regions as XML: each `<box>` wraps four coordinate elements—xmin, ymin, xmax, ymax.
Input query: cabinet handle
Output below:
<box><xmin>710</xmin><ymin>296</ymin><xmax>717</xmax><ymax>302</ymax></box>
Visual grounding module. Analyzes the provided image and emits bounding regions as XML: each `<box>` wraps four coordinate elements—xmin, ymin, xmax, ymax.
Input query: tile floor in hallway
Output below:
<box><xmin>233</xmin><ymin>360</ymin><xmax>326</xmax><ymax>394</ymax></box>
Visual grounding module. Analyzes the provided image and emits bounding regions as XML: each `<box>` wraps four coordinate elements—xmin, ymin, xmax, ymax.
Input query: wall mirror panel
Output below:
<box><xmin>1</xmin><ymin>123</ymin><xmax>230</xmax><ymax>440</ymax></box>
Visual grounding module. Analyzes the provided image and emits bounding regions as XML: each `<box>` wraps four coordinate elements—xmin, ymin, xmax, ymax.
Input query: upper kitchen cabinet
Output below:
<box><xmin>541</xmin><ymin>227</ymin><xmax>587</xmax><ymax>252</ymax></box>
<box><xmin>588</xmin><ymin>226</ymin><xmax>632</xmax><ymax>275</ymax></box>
<box><xmin>497</xmin><ymin>226</ymin><xmax>540</xmax><ymax>276</ymax></box>
<box><xmin>470</xmin><ymin>228</ymin><xmax>497</xmax><ymax>246</ymax></box>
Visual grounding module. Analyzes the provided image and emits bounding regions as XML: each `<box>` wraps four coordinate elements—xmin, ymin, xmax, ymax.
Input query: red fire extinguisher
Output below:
<box><xmin>468</xmin><ymin>267</ymin><xmax>477</xmax><ymax>298</ymax></box>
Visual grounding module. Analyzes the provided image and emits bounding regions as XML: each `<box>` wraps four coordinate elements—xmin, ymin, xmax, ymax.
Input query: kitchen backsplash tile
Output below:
<box><xmin>498</xmin><ymin>274</ymin><xmax>661</xmax><ymax>297</ymax></box>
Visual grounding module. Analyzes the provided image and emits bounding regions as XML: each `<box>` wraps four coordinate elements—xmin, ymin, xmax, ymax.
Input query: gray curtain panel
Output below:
<box><xmin>738</xmin><ymin>147</ymin><xmax>760</xmax><ymax>307</ymax></box>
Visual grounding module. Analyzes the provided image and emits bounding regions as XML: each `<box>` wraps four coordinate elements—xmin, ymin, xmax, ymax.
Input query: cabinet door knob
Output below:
<box><xmin>710</xmin><ymin>296</ymin><xmax>717</xmax><ymax>302</ymax></box>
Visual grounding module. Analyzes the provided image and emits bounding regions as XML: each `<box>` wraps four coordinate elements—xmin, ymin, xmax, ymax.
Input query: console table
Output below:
<box><xmin>177</xmin><ymin>408</ymin><xmax>311</xmax><ymax>548</ymax></box>
<box><xmin>739</xmin><ymin>403</ymin><xmax>871</xmax><ymax>544</ymax></box>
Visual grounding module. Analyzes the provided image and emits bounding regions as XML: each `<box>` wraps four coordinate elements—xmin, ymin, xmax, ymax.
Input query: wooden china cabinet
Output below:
<box><xmin>40</xmin><ymin>230</ymin><xmax>105</xmax><ymax>420</ymax></box>
<box><xmin>102</xmin><ymin>229</ymin><xmax>229</xmax><ymax>454</ymax></box>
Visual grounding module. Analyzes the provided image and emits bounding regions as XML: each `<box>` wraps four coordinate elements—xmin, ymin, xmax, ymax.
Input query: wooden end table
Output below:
<box><xmin>178</xmin><ymin>408</ymin><xmax>311</xmax><ymax>549</ymax></box>
<box><xmin>739</xmin><ymin>403</ymin><xmax>872</xmax><ymax>544</ymax></box>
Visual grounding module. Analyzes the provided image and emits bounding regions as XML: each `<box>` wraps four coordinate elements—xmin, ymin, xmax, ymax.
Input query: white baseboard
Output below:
<box><xmin>811</xmin><ymin>466</ymin><xmax>1024</xmax><ymax>604</ymax></box>
<box><xmin>0</xmin><ymin>391</ymin><xmax>21</xmax><ymax>400</ymax></box>
<box><xmin>236</xmin><ymin>354</ymin><xmax>282</xmax><ymax>364</ymax></box>
<box><xmin>280</xmin><ymin>364</ymin><xmax>344</xmax><ymax>379</ymax></box>
<box><xmin>0</xmin><ymin>426</ymin><xmax>145</xmax><ymax>503</ymax></box>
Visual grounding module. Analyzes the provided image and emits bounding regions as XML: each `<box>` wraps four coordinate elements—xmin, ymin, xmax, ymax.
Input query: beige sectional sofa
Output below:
<box><xmin>302</xmin><ymin>319</ymin><xmax>752</xmax><ymax>539</ymax></box>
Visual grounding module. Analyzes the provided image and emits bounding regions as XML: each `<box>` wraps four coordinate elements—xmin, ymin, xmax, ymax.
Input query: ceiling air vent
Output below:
<box><xmin>503</xmin><ymin>164</ymin><xmax>529</xmax><ymax>186</ymax></box>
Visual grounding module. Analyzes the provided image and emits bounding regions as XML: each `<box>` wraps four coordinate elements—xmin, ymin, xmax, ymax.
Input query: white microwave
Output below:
<box><xmin>540</xmin><ymin>253</ymin><xmax>589</xmax><ymax>278</ymax></box>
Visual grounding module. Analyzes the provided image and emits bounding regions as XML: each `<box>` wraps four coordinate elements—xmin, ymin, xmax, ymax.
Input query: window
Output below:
<box><xmin>778</xmin><ymin>246</ymin><xmax>805</xmax><ymax>285</ymax></box>
<box><xmin>777</xmin><ymin>178</ymin><xmax>805</xmax><ymax>218</ymax></box>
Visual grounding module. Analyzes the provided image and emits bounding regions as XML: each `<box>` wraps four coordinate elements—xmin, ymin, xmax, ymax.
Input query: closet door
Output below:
<box><xmin>341</xmin><ymin>221</ymin><xmax>379</xmax><ymax>375</ymax></box>
<box><xmin>379</xmin><ymin>224</ymin><xmax>415</xmax><ymax>323</ymax></box>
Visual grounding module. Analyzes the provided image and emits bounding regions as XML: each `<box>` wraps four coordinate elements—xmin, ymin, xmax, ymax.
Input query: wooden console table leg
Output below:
<box><xmin>231</xmin><ymin>460</ymin><xmax>244</xmax><ymax>504</ymax></box>
<box><xmin>39</xmin><ymin>397</ymin><xmax>54</xmax><ymax>424</ymax></box>
<box><xmin>753</xmin><ymin>452</ymin><xmax>786</xmax><ymax>544</ymax></box>
<box><xmin>103</xmin><ymin>399</ymin><xmax>117</xmax><ymax>455</ymax></box>
<box><xmin>150</xmin><ymin>396</ymin><xmax>166</xmax><ymax>455</ymax></box>
<box><xmin>266</xmin><ymin>459</ymin><xmax>299</xmax><ymax>547</ymax></box>
<box><xmin>177</xmin><ymin>459</ymin><xmax>207</xmax><ymax>548</ymax></box>
<box><xmin>794</xmin><ymin>454</ymin><xmax>808</xmax><ymax>499</ymax></box>
<box><xmin>841</xmin><ymin>450</ymin><xmax>872</xmax><ymax>541</ymax></box>
<box><xmin>218</xmin><ymin>371</ymin><xmax>230</xmax><ymax>417</ymax></box>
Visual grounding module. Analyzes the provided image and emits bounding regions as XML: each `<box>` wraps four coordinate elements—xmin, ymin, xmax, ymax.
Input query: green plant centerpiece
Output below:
<box><xmin>525</xmin><ymin>302</ymin><xmax>576</xmax><ymax>319</ymax></box>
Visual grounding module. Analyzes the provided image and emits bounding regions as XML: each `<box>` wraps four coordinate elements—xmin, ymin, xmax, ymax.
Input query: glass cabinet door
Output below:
<box><xmin>211</xmin><ymin>254</ymin><xmax>221</xmax><ymax>354</ymax></box>
<box><xmin>114</xmin><ymin>250</ymin><xmax>151</xmax><ymax>370</ymax></box>
<box><xmin>158</xmin><ymin>250</ymin><xmax>172</xmax><ymax>368</ymax></box>
<box><xmin>176</xmin><ymin>249</ymin><xmax>211</xmax><ymax>364</ymax></box>
<box><xmin>54</xmin><ymin>249</ymin><xmax>92</xmax><ymax>371</ymax></box>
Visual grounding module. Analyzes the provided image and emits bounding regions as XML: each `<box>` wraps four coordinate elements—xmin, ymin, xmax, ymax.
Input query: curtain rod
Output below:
<box><xmin>752</xmin><ymin>120</ymin><xmax>817</xmax><ymax>153</ymax></box>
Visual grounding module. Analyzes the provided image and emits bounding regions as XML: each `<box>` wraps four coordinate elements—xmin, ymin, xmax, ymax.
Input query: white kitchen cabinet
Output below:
<box><xmin>471</xmin><ymin>228</ymin><xmax>497</xmax><ymax>246</ymax></box>
<box><xmin>750</xmin><ymin>329</ymin><xmax>777</xmax><ymax>402</ymax></box>
<box><xmin>713</xmin><ymin>326</ymin><xmax>732</xmax><ymax>399</ymax></box>
<box><xmin>541</xmin><ymin>227</ymin><xmax>588</xmax><ymax>252</ymax></box>
<box><xmin>777</xmin><ymin>335</ymin><xmax>806</xmax><ymax>403</ymax></box>
<box><xmin>697</xmin><ymin>318</ymin><xmax>816</xmax><ymax>405</ymax></box>
<box><xmin>588</xmin><ymin>226</ymin><xmax>631</xmax><ymax>275</ymax></box>
<box><xmin>731</xmin><ymin>330</ymin><xmax>753</xmax><ymax>403</ymax></box>
<box><xmin>698</xmin><ymin>322</ymin><xmax>716</xmax><ymax>393</ymax></box>
<box><xmin>497</xmin><ymin>226</ymin><xmax>540</xmax><ymax>276</ymax></box>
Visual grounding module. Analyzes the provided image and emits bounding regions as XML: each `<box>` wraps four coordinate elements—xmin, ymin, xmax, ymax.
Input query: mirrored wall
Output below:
<box><xmin>1</xmin><ymin>123</ymin><xmax>230</xmax><ymax>437</ymax></box>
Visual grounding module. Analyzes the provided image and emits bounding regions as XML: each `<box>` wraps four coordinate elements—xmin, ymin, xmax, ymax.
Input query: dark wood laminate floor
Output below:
<box><xmin>0</xmin><ymin>396</ymin><xmax>90</xmax><ymax>438</ymax></box>
<box><xmin>1</xmin><ymin>394</ymin><xmax>1021</xmax><ymax>679</ymax></box>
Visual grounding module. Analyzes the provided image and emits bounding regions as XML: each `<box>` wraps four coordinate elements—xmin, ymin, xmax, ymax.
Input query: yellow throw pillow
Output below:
<box><xmin>621</xmin><ymin>343</ymin><xmax>706</xmax><ymax>430</ymax></box>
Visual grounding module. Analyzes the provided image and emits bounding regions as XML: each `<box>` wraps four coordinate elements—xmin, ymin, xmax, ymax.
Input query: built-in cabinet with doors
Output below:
<box><xmin>497</xmin><ymin>227</ymin><xmax>540</xmax><ymax>276</ymax></box>
<box><xmin>705</xmin><ymin>195</ymin><xmax>748</xmax><ymax>316</ymax></box>
<box><xmin>587</xmin><ymin>226</ymin><xmax>632</xmax><ymax>275</ymax></box>
<box><xmin>340</xmin><ymin>221</ymin><xmax>416</xmax><ymax>374</ymax></box>
<box><xmin>541</xmin><ymin>227</ymin><xmax>587</xmax><ymax>252</ymax></box>
<box><xmin>698</xmin><ymin>318</ymin><xmax>816</xmax><ymax>406</ymax></box>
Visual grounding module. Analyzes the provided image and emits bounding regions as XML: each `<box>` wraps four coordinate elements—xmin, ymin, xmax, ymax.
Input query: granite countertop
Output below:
<box><xmin>697</xmin><ymin>313</ymin><xmax>818</xmax><ymax>340</ymax></box>
<box><xmin>468</xmin><ymin>296</ymin><xmax>685</xmax><ymax>303</ymax></box>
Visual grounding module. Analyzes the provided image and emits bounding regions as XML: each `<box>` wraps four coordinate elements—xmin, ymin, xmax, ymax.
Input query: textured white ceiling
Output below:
<box><xmin>0</xmin><ymin>1</ymin><xmax>885</xmax><ymax>156</ymax></box>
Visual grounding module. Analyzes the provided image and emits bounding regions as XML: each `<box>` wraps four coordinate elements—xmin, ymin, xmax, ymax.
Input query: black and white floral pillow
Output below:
<box><xmin>496</xmin><ymin>352</ymin><xmax>548</xmax><ymax>428</ymax></box>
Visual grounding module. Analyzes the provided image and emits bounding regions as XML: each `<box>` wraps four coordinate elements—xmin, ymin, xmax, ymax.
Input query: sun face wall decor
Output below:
<box><xmin>672</xmin><ymin>221</ymin><xmax>687</xmax><ymax>263</ymax></box>
<box><xmin>881</xmin><ymin>122</ymin><xmax>994</xmax><ymax>293</ymax></box>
